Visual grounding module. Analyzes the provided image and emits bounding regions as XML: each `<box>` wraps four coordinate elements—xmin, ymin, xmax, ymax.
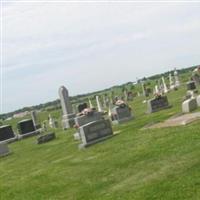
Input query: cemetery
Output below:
<box><xmin>0</xmin><ymin>67</ymin><xmax>200</xmax><ymax>200</ymax></box>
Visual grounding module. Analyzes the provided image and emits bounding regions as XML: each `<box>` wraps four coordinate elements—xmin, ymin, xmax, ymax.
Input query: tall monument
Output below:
<box><xmin>59</xmin><ymin>86</ymin><xmax>75</xmax><ymax>129</ymax></box>
<box><xmin>174</xmin><ymin>68</ymin><xmax>180</xmax><ymax>87</ymax></box>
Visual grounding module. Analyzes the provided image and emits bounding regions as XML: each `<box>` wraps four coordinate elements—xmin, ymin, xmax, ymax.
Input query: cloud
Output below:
<box><xmin>2</xmin><ymin>2</ymin><xmax>200</xmax><ymax>113</ymax></box>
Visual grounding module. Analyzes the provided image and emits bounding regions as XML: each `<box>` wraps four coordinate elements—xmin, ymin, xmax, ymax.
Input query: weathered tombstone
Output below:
<box><xmin>48</xmin><ymin>114</ymin><xmax>56</xmax><ymax>128</ymax></box>
<box><xmin>0</xmin><ymin>125</ymin><xmax>17</xmax><ymax>143</ymax></box>
<box><xmin>147</xmin><ymin>95</ymin><xmax>171</xmax><ymax>113</ymax></box>
<box><xmin>169</xmin><ymin>73</ymin><xmax>175</xmax><ymax>90</ymax></box>
<box><xmin>96</xmin><ymin>96</ymin><xmax>103</xmax><ymax>112</ymax></box>
<box><xmin>182</xmin><ymin>98</ymin><xmax>197</xmax><ymax>113</ymax></box>
<box><xmin>59</xmin><ymin>86</ymin><xmax>75</xmax><ymax>129</ymax></box>
<box><xmin>31</xmin><ymin>110</ymin><xmax>41</xmax><ymax>129</ymax></box>
<box><xmin>78</xmin><ymin>119</ymin><xmax>113</xmax><ymax>148</ymax></box>
<box><xmin>162</xmin><ymin>76</ymin><xmax>168</xmax><ymax>93</ymax></box>
<box><xmin>187</xmin><ymin>81</ymin><xmax>196</xmax><ymax>91</ymax></box>
<box><xmin>37</xmin><ymin>132</ymin><xmax>56</xmax><ymax>144</ymax></box>
<box><xmin>111</xmin><ymin>101</ymin><xmax>133</xmax><ymax>124</ymax></box>
<box><xmin>17</xmin><ymin>119</ymin><xmax>40</xmax><ymax>139</ymax></box>
<box><xmin>88</xmin><ymin>99</ymin><xmax>94</xmax><ymax>108</ymax></box>
<box><xmin>0</xmin><ymin>143</ymin><xmax>10</xmax><ymax>157</ymax></box>
<box><xmin>174</xmin><ymin>69</ymin><xmax>180</xmax><ymax>87</ymax></box>
<box><xmin>196</xmin><ymin>95</ymin><xmax>200</xmax><ymax>107</ymax></box>
<box><xmin>192</xmin><ymin>66</ymin><xmax>200</xmax><ymax>85</ymax></box>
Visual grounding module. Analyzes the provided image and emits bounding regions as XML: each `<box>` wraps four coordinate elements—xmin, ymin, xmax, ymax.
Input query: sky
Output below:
<box><xmin>1</xmin><ymin>1</ymin><xmax>200</xmax><ymax>113</ymax></box>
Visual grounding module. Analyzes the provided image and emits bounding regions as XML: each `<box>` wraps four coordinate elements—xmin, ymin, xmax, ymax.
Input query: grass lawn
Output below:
<box><xmin>0</xmin><ymin>85</ymin><xmax>200</xmax><ymax>200</ymax></box>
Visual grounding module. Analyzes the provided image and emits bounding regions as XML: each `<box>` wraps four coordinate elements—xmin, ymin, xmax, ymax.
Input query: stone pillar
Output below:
<box><xmin>96</xmin><ymin>96</ymin><xmax>103</xmax><ymax>112</ymax></box>
<box><xmin>59</xmin><ymin>86</ymin><xmax>75</xmax><ymax>129</ymax></box>
<box><xmin>169</xmin><ymin>73</ymin><xmax>174</xmax><ymax>89</ymax></box>
<box><xmin>88</xmin><ymin>99</ymin><xmax>94</xmax><ymax>108</ymax></box>
<box><xmin>174</xmin><ymin>69</ymin><xmax>180</xmax><ymax>87</ymax></box>
<box><xmin>162</xmin><ymin>76</ymin><xmax>168</xmax><ymax>93</ymax></box>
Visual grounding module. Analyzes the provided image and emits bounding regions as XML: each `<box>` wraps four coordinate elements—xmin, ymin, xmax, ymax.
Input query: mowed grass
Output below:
<box><xmin>0</xmin><ymin>86</ymin><xmax>200</xmax><ymax>200</ymax></box>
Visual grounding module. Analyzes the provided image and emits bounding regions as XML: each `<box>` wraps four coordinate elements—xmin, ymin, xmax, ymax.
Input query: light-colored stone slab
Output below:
<box><xmin>196</xmin><ymin>95</ymin><xmax>200</xmax><ymax>107</ymax></box>
<box><xmin>145</xmin><ymin>112</ymin><xmax>200</xmax><ymax>129</ymax></box>
<box><xmin>0</xmin><ymin>143</ymin><xmax>10</xmax><ymax>157</ymax></box>
<box><xmin>182</xmin><ymin>98</ymin><xmax>197</xmax><ymax>113</ymax></box>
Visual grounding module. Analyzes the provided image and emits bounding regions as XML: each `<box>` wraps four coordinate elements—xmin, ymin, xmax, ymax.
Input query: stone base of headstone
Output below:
<box><xmin>62</xmin><ymin>113</ymin><xmax>76</xmax><ymax>129</ymax></box>
<box><xmin>0</xmin><ymin>135</ymin><xmax>18</xmax><ymax>145</ymax></box>
<box><xmin>182</xmin><ymin>98</ymin><xmax>197</xmax><ymax>113</ymax></box>
<box><xmin>18</xmin><ymin>130</ymin><xmax>41</xmax><ymax>139</ymax></box>
<box><xmin>78</xmin><ymin>119</ymin><xmax>114</xmax><ymax>149</ymax></box>
<box><xmin>112</xmin><ymin>116</ymin><xmax>133</xmax><ymax>125</ymax></box>
<box><xmin>37</xmin><ymin>132</ymin><xmax>56</xmax><ymax>144</ymax></box>
<box><xmin>0</xmin><ymin>143</ymin><xmax>11</xmax><ymax>157</ymax></box>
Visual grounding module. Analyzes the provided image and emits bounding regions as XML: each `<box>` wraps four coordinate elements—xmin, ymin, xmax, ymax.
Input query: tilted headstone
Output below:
<box><xmin>169</xmin><ymin>73</ymin><xmax>175</xmax><ymax>89</ymax></box>
<box><xmin>162</xmin><ymin>76</ymin><xmax>168</xmax><ymax>93</ymax></box>
<box><xmin>147</xmin><ymin>96</ymin><xmax>171</xmax><ymax>113</ymax></box>
<box><xmin>79</xmin><ymin>119</ymin><xmax>113</xmax><ymax>148</ymax></box>
<box><xmin>37</xmin><ymin>132</ymin><xmax>56</xmax><ymax>144</ymax></box>
<box><xmin>0</xmin><ymin>143</ymin><xmax>10</xmax><ymax>157</ymax></box>
<box><xmin>187</xmin><ymin>81</ymin><xmax>196</xmax><ymax>91</ymax></box>
<box><xmin>0</xmin><ymin>125</ymin><xmax>17</xmax><ymax>143</ymax></box>
<box><xmin>182</xmin><ymin>98</ymin><xmax>197</xmax><ymax>113</ymax></box>
<box><xmin>31</xmin><ymin>110</ymin><xmax>41</xmax><ymax>129</ymax></box>
<box><xmin>96</xmin><ymin>96</ymin><xmax>103</xmax><ymax>112</ymax></box>
<box><xmin>17</xmin><ymin>119</ymin><xmax>39</xmax><ymax>139</ymax></box>
<box><xmin>48</xmin><ymin>114</ymin><xmax>56</xmax><ymax>128</ymax></box>
<box><xmin>59</xmin><ymin>86</ymin><xmax>75</xmax><ymax>129</ymax></box>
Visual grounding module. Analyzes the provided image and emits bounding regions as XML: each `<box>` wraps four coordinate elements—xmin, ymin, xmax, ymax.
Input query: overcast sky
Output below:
<box><xmin>1</xmin><ymin>1</ymin><xmax>200</xmax><ymax>113</ymax></box>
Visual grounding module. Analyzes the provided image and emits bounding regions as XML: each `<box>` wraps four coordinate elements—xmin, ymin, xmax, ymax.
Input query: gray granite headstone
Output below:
<box><xmin>0</xmin><ymin>143</ymin><xmax>10</xmax><ymax>157</ymax></box>
<box><xmin>182</xmin><ymin>98</ymin><xmax>197</xmax><ymax>113</ymax></box>
<box><xmin>59</xmin><ymin>86</ymin><xmax>75</xmax><ymax>129</ymax></box>
<box><xmin>197</xmin><ymin>95</ymin><xmax>200</xmax><ymax>107</ymax></box>
<box><xmin>111</xmin><ymin>105</ymin><xmax>133</xmax><ymax>124</ymax></box>
<box><xmin>79</xmin><ymin>119</ymin><xmax>113</xmax><ymax>148</ymax></box>
<box><xmin>147</xmin><ymin>96</ymin><xmax>170</xmax><ymax>113</ymax></box>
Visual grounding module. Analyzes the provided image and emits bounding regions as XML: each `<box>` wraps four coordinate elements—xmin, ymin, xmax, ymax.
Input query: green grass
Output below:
<box><xmin>0</xmin><ymin>85</ymin><xmax>200</xmax><ymax>200</ymax></box>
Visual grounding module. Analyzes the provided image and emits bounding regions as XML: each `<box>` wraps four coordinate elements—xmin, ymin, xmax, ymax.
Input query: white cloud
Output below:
<box><xmin>2</xmin><ymin>2</ymin><xmax>200</xmax><ymax>113</ymax></box>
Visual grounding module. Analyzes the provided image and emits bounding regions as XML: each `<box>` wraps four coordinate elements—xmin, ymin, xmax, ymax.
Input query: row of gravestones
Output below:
<box><xmin>1</xmin><ymin>80</ymin><xmax>198</xmax><ymax>157</ymax></box>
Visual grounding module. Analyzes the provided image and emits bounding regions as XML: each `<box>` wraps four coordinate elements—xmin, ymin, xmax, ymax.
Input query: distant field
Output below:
<box><xmin>0</xmin><ymin>83</ymin><xmax>200</xmax><ymax>200</ymax></box>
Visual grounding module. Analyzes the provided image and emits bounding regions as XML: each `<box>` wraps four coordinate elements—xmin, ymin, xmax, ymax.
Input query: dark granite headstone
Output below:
<box><xmin>17</xmin><ymin>119</ymin><xmax>35</xmax><ymax>135</ymax></box>
<box><xmin>0</xmin><ymin>125</ymin><xmax>15</xmax><ymax>142</ymax></box>
<box><xmin>79</xmin><ymin>119</ymin><xmax>113</xmax><ymax>148</ymax></box>
<box><xmin>78</xmin><ymin>103</ymin><xmax>88</xmax><ymax>113</ymax></box>
<box><xmin>37</xmin><ymin>132</ymin><xmax>56</xmax><ymax>144</ymax></box>
<box><xmin>147</xmin><ymin>96</ymin><xmax>171</xmax><ymax>113</ymax></box>
<box><xmin>187</xmin><ymin>81</ymin><xmax>196</xmax><ymax>90</ymax></box>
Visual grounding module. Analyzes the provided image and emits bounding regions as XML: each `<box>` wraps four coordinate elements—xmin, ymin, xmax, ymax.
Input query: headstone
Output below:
<box><xmin>111</xmin><ymin>102</ymin><xmax>133</xmax><ymax>124</ymax></box>
<box><xmin>169</xmin><ymin>73</ymin><xmax>175</xmax><ymax>89</ymax></box>
<box><xmin>75</xmin><ymin>111</ymin><xmax>102</xmax><ymax>127</ymax></box>
<box><xmin>192</xmin><ymin>66</ymin><xmax>200</xmax><ymax>85</ymax></box>
<box><xmin>187</xmin><ymin>81</ymin><xmax>196</xmax><ymax>91</ymax></box>
<box><xmin>59</xmin><ymin>86</ymin><xmax>75</xmax><ymax>129</ymax></box>
<box><xmin>0</xmin><ymin>143</ymin><xmax>10</xmax><ymax>157</ymax></box>
<box><xmin>96</xmin><ymin>96</ymin><xmax>103</xmax><ymax>112</ymax></box>
<box><xmin>147</xmin><ymin>95</ymin><xmax>171</xmax><ymax>113</ymax></box>
<box><xmin>196</xmin><ymin>95</ymin><xmax>200</xmax><ymax>107</ymax></box>
<box><xmin>31</xmin><ymin>110</ymin><xmax>41</xmax><ymax>129</ymax></box>
<box><xmin>182</xmin><ymin>98</ymin><xmax>197</xmax><ymax>113</ymax></box>
<box><xmin>127</xmin><ymin>92</ymin><xmax>134</xmax><ymax>101</ymax></box>
<box><xmin>49</xmin><ymin>114</ymin><xmax>56</xmax><ymax>128</ymax></box>
<box><xmin>37</xmin><ymin>132</ymin><xmax>56</xmax><ymax>144</ymax></box>
<box><xmin>88</xmin><ymin>99</ymin><xmax>94</xmax><ymax>108</ymax></box>
<box><xmin>17</xmin><ymin>119</ymin><xmax>39</xmax><ymax>139</ymax></box>
<box><xmin>174</xmin><ymin>69</ymin><xmax>180</xmax><ymax>87</ymax></box>
<box><xmin>0</xmin><ymin>125</ymin><xmax>17</xmax><ymax>143</ymax></box>
<box><xmin>79</xmin><ymin>119</ymin><xmax>113</xmax><ymax>148</ymax></box>
<box><xmin>162</xmin><ymin>76</ymin><xmax>168</xmax><ymax>93</ymax></box>
<box><xmin>77</xmin><ymin>103</ymin><xmax>88</xmax><ymax>113</ymax></box>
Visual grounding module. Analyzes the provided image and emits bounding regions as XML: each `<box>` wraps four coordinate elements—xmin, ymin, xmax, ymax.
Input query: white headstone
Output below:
<box><xmin>58</xmin><ymin>86</ymin><xmax>75</xmax><ymax>129</ymax></box>
<box><xmin>174</xmin><ymin>69</ymin><xmax>180</xmax><ymax>87</ymax></box>
<box><xmin>162</xmin><ymin>76</ymin><xmax>168</xmax><ymax>93</ymax></box>
<box><xmin>88</xmin><ymin>99</ymin><xmax>94</xmax><ymax>108</ymax></box>
<box><xmin>96</xmin><ymin>96</ymin><xmax>103</xmax><ymax>112</ymax></box>
<box><xmin>169</xmin><ymin>73</ymin><xmax>174</xmax><ymax>89</ymax></box>
<box><xmin>196</xmin><ymin>95</ymin><xmax>200</xmax><ymax>107</ymax></box>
